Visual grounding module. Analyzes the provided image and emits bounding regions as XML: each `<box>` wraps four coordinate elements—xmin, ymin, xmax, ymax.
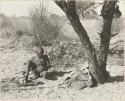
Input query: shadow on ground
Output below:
<box><xmin>46</xmin><ymin>71</ymin><xmax>70</xmax><ymax>80</ymax></box>
<box><xmin>108</xmin><ymin>75</ymin><xmax>124</xmax><ymax>83</ymax></box>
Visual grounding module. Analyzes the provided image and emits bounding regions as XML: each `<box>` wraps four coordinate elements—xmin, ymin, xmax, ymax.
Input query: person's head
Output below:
<box><xmin>34</xmin><ymin>46</ymin><xmax>44</xmax><ymax>56</ymax></box>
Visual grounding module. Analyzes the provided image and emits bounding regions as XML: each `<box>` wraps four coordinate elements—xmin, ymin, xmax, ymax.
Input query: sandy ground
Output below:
<box><xmin>0</xmin><ymin>38</ymin><xmax>124</xmax><ymax>101</ymax></box>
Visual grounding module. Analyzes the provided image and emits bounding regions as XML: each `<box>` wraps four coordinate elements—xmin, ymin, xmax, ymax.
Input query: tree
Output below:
<box><xmin>54</xmin><ymin>0</ymin><xmax>121</xmax><ymax>84</ymax></box>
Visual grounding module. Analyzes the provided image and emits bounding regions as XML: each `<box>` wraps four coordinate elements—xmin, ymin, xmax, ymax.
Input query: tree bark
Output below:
<box><xmin>98</xmin><ymin>0</ymin><xmax>117</xmax><ymax>80</ymax></box>
<box><xmin>98</xmin><ymin>19</ymin><xmax>112</xmax><ymax>80</ymax></box>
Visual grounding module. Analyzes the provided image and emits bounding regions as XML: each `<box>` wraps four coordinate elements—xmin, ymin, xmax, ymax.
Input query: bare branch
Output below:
<box><xmin>111</xmin><ymin>32</ymin><xmax>119</xmax><ymax>37</ymax></box>
<box><xmin>83</xmin><ymin>5</ymin><xmax>100</xmax><ymax>16</ymax></box>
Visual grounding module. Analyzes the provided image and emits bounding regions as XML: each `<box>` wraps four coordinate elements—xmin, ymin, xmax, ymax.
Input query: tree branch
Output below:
<box><xmin>111</xmin><ymin>32</ymin><xmax>119</xmax><ymax>37</ymax></box>
<box><xmin>83</xmin><ymin>5</ymin><xmax>100</xmax><ymax>16</ymax></box>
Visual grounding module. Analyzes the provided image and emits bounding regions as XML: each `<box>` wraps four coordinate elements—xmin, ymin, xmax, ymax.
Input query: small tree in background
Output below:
<box><xmin>0</xmin><ymin>13</ymin><xmax>12</xmax><ymax>28</ymax></box>
<box><xmin>30</xmin><ymin>4</ymin><xmax>61</xmax><ymax>46</ymax></box>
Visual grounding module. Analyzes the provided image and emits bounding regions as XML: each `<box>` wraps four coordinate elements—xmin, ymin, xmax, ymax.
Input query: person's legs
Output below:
<box><xmin>29</xmin><ymin>67</ymin><xmax>40</xmax><ymax>80</ymax></box>
<box><xmin>40</xmin><ymin>71</ymin><xmax>48</xmax><ymax>79</ymax></box>
<box><xmin>24</xmin><ymin>64</ymin><xmax>31</xmax><ymax>83</ymax></box>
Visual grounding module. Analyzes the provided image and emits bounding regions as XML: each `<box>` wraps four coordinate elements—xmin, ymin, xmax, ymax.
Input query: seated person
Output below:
<box><xmin>24</xmin><ymin>46</ymin><xmax>50</xmax><ymax>83</ymax></box>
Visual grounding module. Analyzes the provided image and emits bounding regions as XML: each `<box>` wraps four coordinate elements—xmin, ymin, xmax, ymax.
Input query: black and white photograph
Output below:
<box><xmin>0</xmin><ymin>0</ymin><xmax>124</xmax><ymax>101</ymax></box>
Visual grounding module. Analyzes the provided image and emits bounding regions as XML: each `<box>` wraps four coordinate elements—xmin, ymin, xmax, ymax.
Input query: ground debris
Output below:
<box><xmin>61</xmin><ymin>66</ymin><xmax>93</xmax><ymax>90</ymax></box>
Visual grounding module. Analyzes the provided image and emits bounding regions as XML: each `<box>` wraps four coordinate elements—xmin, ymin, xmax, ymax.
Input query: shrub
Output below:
<box><xmin>30</xmin><ymin>4</ymin><xmax>61</xmax><ymax>46</ymax></box>
<box><xmin>46</xmin><ymin>39</ymin><xmax>88</xmax><ymax>70</ymax></box>
<box><xmin>0</xmin><ymin>13</ymin><xmax>12</xmax><ymax>28</ymax></box>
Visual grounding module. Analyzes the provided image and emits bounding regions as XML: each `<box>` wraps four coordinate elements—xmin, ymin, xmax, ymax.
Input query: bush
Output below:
<box><xmin>0</xmin><ymin>13</ymin><xmax>12</xmax><ymax>28</ymax></box>
<box><xmin>30</xmin><ymin>4</ymin><xmax>61</xmax><ymax>46</ymax></box>
<box><xmin>48</xmin><ymin>40</ymin><xmax>86</xmax><ymax>70</ymax></box>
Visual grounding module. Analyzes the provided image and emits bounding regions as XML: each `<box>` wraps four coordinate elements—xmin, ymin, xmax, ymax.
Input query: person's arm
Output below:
<box><xmin>45</xmin><ymin>55</ymin><xmax>51</xmax><ymax>68</ymax></box>
<box><xmin>47</xmin><ymin>56</ymin><xmax>51</xmax><ymax>68</ymax></box>
<box><xmin>25</xmin><ymin>60</ymin><xmax>32</xmax><ymax>83</ymax></box>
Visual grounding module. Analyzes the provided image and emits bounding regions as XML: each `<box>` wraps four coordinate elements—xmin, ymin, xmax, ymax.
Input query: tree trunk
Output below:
<box><xmin>98</xmin><ymin>0</ymin><xmax>117</xmax><ymax>81</ymax></box>
<box><xmin>98</xmin><ymin>19</ymin><xmax>112</xmax><ymax>79</ymax></box>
